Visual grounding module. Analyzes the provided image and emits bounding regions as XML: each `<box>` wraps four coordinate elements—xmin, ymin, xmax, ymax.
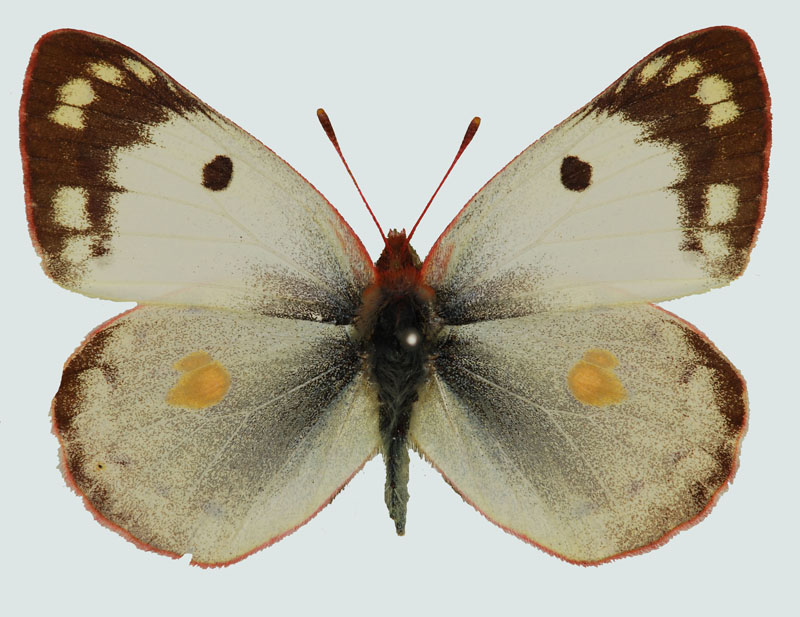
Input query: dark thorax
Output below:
<box><xmin>357</xmin><ymin>229</ymin><xmax>435</xmax><ymax>534</ymax></box>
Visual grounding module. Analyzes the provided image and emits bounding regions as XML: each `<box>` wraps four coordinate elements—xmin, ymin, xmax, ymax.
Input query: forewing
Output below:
<box><xmin>21</xmin><ymin>30</ymin><xmax>374</xmax><ymax>322</ymax></box>
<box><xmin>54</xmin><ymin>305</ymin><xmax>379</xmax><ymax>565</ymax></box>
<box><xmin>422</xmin><ymin>27</ymin><xmax>769</xmax><ymax>323</ymax></box>
<box><xmin>410</xmin><ymin>305</ymin><xmax>745</xmax><ymax>563</ymax></box>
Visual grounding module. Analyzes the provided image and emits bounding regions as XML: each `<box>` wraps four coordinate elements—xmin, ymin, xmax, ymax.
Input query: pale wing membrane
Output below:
<box><xmin>54</xmin><ymin>306</ymin><xmax>379</xmax><ymax>565</ymax></box>
<box><xmin>22</xmin><ymin>30</ymin><xmax>374</xmax><ymax>322</ymax></box>
<box><xmin>423</xmin><ymin>28</ymin><xmax>769</xmax><ymax>323</ymax></box>
<box><xmin>410</xmin><ymin>305</ymin><xmax>745</xmax><ymax>563</ymax></box>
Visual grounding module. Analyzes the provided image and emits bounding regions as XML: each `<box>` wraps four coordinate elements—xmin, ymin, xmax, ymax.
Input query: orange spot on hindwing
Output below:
<box><xmin>567</xmin><ymin>349</ymin><xmax>627</xmax><ymax>407</ymax></box>
<box><xmin>167</xmin><ymin>351</ymin><xmax>231</xmax><ymax>409</ymax></box>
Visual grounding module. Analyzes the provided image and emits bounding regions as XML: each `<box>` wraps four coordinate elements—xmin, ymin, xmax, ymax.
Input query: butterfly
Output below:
<box><xmin>20</xmin><ymin>27</ymin><xmax>769</xmax><ymax>567</ymax></box>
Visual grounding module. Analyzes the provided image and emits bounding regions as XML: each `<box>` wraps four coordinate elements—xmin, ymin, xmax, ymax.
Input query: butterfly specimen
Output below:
<box><xmin>20</xmin><ymin>27</ymin><xmax>769</xmax><ymax>566</ymax></box>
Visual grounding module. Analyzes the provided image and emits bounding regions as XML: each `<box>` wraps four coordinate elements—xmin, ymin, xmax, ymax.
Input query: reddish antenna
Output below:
<box><xmin>317</xmin><ymin>108</ymin><xmax>387</xmax><ymax>244</ymax></box>
<box><xmin>405</xmin><ymin>116</ymin><xmax>481</xmax><ymax>245</ymax></box>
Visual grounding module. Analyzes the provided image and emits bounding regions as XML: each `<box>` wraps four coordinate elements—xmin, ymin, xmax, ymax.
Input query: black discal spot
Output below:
<box><xmin>560</xmin><ymin>155</ymin><xmax>592</xmax><ymax>191</ymax></box>
<box><xmin>202</xmin><ymin>155</ymin><xmax>233</xmax><ymax>191</ymax></box>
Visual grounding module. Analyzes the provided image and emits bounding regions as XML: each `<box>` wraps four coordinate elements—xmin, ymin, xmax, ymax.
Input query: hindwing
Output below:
<box><xmin>55</xmin><ymin>306</ymin><xmax>379</xmax><ymax>565</ymax></box>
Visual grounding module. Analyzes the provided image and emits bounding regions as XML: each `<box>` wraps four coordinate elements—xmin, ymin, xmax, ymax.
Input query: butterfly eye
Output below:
<box><xmin>560</xmin><ymin>155</ymin><xmax>592</xmax><ymax>191</ymax></box>
<box><xmin>202</xmin><ymin>154</ymin><xmax>233</xmax><ymax>191</ymax></box>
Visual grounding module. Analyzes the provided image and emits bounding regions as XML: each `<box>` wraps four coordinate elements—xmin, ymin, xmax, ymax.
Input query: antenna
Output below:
<box><xmin>405</xmin><ymin>116</ymin><xmax>481</xmax><ymax>245</ymax></box>
<box><xmin>317</xmin><ymin>108</ymin><xmax>386</xmax><ymax>244</ymax></box>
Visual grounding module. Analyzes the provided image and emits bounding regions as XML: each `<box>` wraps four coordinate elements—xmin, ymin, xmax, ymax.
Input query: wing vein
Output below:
<box><xmin>429</xmin><ymin>372</ymin><xmax>537</xmax><ymax>531</ymax></box>
<box><xmin>454</xmin><ymin>365</ymin><xmax>618</xmax><ymax>509</ymax></box>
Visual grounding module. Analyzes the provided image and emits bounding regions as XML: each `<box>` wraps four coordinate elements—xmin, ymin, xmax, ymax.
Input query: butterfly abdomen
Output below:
<box><xmin>362</xmin><ymin>230</ymin><xmax>435</xmax><ymax>535</ymax></box>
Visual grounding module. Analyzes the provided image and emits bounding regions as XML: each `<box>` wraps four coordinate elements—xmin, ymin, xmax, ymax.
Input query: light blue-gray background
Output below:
<box><xmin>3</xmin><ymin>1</ymin><xmax>795</xmax><ymax>615</ymax></box>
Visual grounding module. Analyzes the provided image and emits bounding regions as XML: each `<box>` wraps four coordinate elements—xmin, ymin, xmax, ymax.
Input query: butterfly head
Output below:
<box><xmin>375</xmin><ymin>229</ymin><xmax>420</xmax><ymax>274</ymax></box>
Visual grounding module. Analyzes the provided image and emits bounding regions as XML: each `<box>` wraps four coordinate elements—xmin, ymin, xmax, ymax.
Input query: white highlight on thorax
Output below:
<box><xmin>52</xmin><ymin>186</ymin><xmax>91</xmax><ymax>230</ymax></box>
